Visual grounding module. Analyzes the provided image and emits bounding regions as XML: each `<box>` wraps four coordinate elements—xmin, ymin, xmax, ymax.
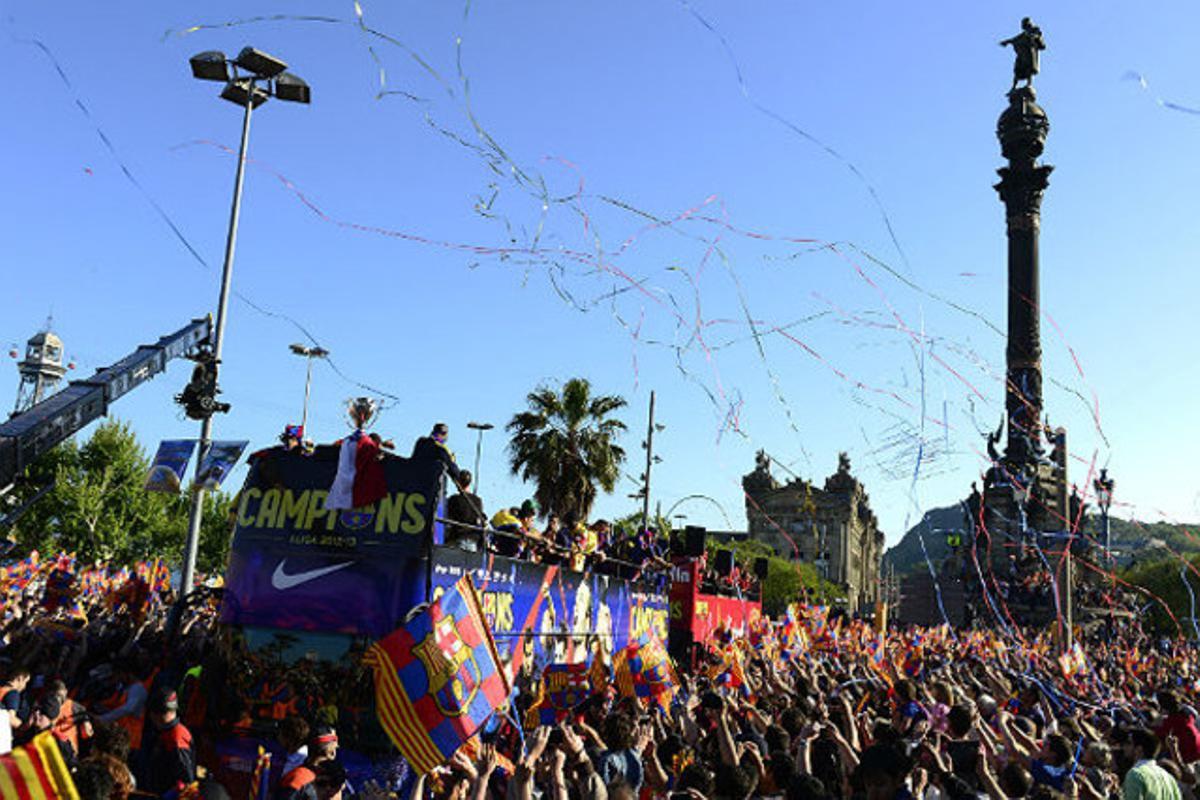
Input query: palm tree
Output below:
<box><xmin>506</xmin><ymin>378</ymin><xmax>628</xmax><ymax>522</ymax></box>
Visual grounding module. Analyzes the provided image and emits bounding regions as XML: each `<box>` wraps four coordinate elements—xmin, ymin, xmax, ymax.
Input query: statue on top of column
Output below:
<box><xmin>1000</xmin><ymin>17</ymin><xmax>1046</xmax><ymax>91</ymax></box>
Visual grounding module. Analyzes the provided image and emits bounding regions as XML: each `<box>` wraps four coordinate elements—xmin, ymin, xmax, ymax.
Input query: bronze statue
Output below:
<box><xmin>1000</xmin><ymin>17</ymin><xmax>1046</xmax><ymax>91</ymax></box>
<box><xmin>986</xmin><ymin>417</ymin><xmax>1004</xmax><ymax>463</ymax></box>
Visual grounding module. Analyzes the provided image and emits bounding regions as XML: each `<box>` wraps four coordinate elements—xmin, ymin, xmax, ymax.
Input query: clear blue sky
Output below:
<box><xmin>3</xmin><ymin>1</ymin><xmax>1199</xmax><ymax>545</ymax></box>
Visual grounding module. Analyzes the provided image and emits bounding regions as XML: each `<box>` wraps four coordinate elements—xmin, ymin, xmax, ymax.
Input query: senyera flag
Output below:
<box><xmin>363</xmin><ymin>575</ymin><xmax>510</xmax><ymax>775</ymax></box>
<box><xmin>0</xmin><ymin>731</ymin><xmax>79</xmax><ymax>799</ymax></box>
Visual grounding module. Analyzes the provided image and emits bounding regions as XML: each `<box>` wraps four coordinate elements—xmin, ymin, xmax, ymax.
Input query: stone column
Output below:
<box><xmin>995</xmin><ymin>86</ymin><xmax>1052</xmax><ymax>466</ymax></box>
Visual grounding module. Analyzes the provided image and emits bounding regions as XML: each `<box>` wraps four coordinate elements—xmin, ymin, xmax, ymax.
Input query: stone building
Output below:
<box><xmin>743</xmin><ymin>451</ymin><xmax>885</xmax><ymax>612</ymax></box>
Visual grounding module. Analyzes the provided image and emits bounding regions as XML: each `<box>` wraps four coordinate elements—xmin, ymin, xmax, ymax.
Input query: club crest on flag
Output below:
<box><xmin>550</xmin><ymin>676</ymin><xmax>589</xmax><ymax>710</ymax></box>
<box><xmin>338</xmin><ymin>506</ymin><xmax>376</xmax><ymax>530</ymax></box>
<box><xmin>413</xmin><ymin>614</ymin><xmax>483</xmax><ymax>717</ymax></box>
<box><xmin>363</xmin><ymin>575</ymin><xmax>510</xmax><ymax>775</ymax></box>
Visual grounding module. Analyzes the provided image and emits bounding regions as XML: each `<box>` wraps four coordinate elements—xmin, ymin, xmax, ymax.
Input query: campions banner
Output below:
<box><xmin>221</xmin><ymin>445</ymin><xmax>445</xmax><ymax>636</ymax></box>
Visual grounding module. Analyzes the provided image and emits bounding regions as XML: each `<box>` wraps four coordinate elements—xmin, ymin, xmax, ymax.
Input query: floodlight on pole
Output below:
<box><xmin>1094</xmin><ymin>468</ymin><xmax>1115</xmax><ymax>561</ymax></box>
<box><xmin>289</xmin><ymin>344</ymin><xmax>329</xmax><ymax>435</ymax></box>
<box><xmin>190</xmin><ymin>51</ymin><xmax>231</xmax><ymax>82</ymax></box>
<box><xmin>178</xmin><ymin>46</ymin><xmax>310</xmax><ymax>600</ymax></box>
<box><xmin>234</xmin><ymin>47</ymin><xmax>288</xmax><ymax>78</ymax></box>
<box><xmin>221</xmin><ymin>80</ymin><xmax>270</xmax><ymax>108</ymax></box>
<box><xmin>273</xmin><ymin>73</ymin><xmax>311</xmax><ymax>104</ymax></box>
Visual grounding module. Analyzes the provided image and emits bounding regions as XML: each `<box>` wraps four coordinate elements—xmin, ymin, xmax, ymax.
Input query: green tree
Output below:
<box><xmin>195</xmin><ymin>491</ymin><xmax>236</xmax><ymax>574</ymax></box>
<box><xmin>707</xmin><ymin>538</ymin><xmax>842</xmax><ymax>616</ymax></box>
<box><xmin>6</xmin><ymin>419</ymin><xmax>235</xmax><ymax>572</ymax></box>
<box><xmin>613</xmin><ymin>509</ymin><xmax>673</xmax><ymax>538</ymax></box>
<box><xmin>506</xmin><ymin>378</ymin><xmax>627</xmax><ymax>521</ymax></box>
<box><xmin>1122</xmin><ymin>554</ymin><xmax>1200</xmax><ymax>636</ymax></box>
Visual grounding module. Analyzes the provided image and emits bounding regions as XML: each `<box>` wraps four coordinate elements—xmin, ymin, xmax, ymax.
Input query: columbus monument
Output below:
<box><xmin>962</xmin><ymin>19</ymin><xmax>1079</xmax><ymax>638</ymax></box>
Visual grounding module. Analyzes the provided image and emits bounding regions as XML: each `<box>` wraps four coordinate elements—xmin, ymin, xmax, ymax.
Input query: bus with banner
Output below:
<box><xmin>220</xmin><ymin>443</ymin><xmax>671</xmax><ymax>670</ymax></box>
<box><xmin>667</xmin><ymin>558</ymin><xmax>762</xmax><ymax>668</ymax></box>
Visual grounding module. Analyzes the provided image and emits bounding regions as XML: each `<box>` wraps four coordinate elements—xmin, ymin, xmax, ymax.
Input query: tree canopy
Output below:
<box><xmin>5</xmin><ymin>419</ymin><xmax>234</xmax><ymax>573</ymax></box>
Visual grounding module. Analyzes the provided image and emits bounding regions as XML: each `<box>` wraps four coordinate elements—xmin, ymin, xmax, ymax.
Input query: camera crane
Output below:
<box><xmin>0</xmin><ymin>317</ymin><xmax>218</xmax><ymax>500</ymax></box>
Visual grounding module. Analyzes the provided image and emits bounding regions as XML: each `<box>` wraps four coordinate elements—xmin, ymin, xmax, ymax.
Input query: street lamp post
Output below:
<box><xmin>1094</xmin><ymin>468</ymin><xmax>1115</xmax><ymax>562</ymax></box>
<box><xmin>466</xmin><ymin>422</ymin><xmax>494</xmax><ymax>493</ymax></box>
<box><xmin>639</xmin><ymin>392</ymin><xmax>664</xmax><ymax>532</ymax></box>
<box><xmin>179</xmin><ymin>48</ymin><xmax>310</xmax><ymax>598</ymax></box>
<box><xmin>288</xmin><ymin>344</ymin><xmax>329</xmax><ymax>435</ymax></box>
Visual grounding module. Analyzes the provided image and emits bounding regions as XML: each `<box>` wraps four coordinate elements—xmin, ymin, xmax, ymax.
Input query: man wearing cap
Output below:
<box><xmin>281</xmin><ymin>424</ymin><xmax>305</xmax><ymax>451</ymax></box>
<box><xmin>411</xmin><ymin>423</ymin><xmax>465</xmax><ymax>486</ymax></box>
<box><xmin>138</xmin><ymin>686</ymin><xmax>195</xmax><ymax>796</ymax></box>
<box><xmin>277</xmin><ymin>724</ymin><xmax>339</xmax><ymax>800</ymax></box>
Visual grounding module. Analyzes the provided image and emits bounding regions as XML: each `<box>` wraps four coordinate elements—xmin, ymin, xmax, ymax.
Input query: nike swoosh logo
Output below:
<box><xmin>271</xmin><ymin>560</ymin><xmax>355</xmax><ymax>591</ymax></box>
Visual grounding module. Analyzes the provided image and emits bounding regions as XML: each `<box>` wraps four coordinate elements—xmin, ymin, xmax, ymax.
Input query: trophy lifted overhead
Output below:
<box><xmin>999</xmin><ymin>17</ymin><xmax>1046</xmax><ymax>91</ymax></box>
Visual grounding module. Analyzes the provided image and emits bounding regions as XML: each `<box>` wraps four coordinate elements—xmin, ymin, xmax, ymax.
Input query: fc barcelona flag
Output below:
<box><xmin>0</xmin><ymin>732</ymin><xmax>79</xmax><ymax>799</ymax></box>
<box><xmin>524</xmin><ymin>659</ymin><xmax>606</xmax><ymax>728</ymax></box>
<box><xmin>613</xmin><ymin>636</ymin><xmax>678</xmax><ymax>712</ymax></box>
<box><xmin>363</xmin><ymin>575</ymin><xmax>510</xmax><ymax>775</ymax></box>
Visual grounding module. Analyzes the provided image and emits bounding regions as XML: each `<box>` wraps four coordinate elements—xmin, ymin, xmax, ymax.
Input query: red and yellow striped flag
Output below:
<box><xmin>0</xmin><ymin>732</ymin><xmax>79</xmax><ymax>800</ymax></box>
<box><xmin>249</xmin><ymin>746</ymin><xmax>272</xmax><ymax>800</ymax></box>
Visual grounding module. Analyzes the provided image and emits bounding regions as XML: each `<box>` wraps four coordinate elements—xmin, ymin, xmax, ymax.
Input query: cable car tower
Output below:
<box><xmin>13</xmin><ymin>325</ymin><xmax>67</xmax><ymax>415</ymax></box>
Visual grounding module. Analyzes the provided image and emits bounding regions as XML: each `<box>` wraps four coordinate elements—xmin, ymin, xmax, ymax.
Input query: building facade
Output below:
<box><xmin>743</xmin><ymin>451</ymin><xmax>885</xmax><ymax>612</ymax></box>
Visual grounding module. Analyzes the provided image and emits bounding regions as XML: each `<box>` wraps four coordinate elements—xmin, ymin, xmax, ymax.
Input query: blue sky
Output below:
<box><xmin>3</xmin><ymin>1</ymin><xmax>1199</xmax><ymax>545</ymax></box>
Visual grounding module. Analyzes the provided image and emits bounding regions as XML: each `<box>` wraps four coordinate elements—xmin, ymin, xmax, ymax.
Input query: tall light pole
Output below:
<box><xmin>466</xmin><ymin>422</ymin><xmax>493</xmax><ymax>493</ymax></box>
<box><xmin>640</xmin><ymin>391</ymin><xmax>664</xmax><ymax>532</ymax></box>
<box><xmin>1094</xmin><ymin>468</ymin><xmax>1115</xmax><ymax>563</ymax></box>
<box><xmin>289</xmin><ymin>343</ymin><xmax>329</xmax><ymax>435</ymax></box>
<box><xmin>179</xmin><ymin>48</ymin><xmax>310</xmax><ymax>597</ymax></box>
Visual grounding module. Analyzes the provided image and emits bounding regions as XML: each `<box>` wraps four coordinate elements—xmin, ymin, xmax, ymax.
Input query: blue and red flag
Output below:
<box><xmin>614</xmin><ymin>636</ymin><xmax>678</xmax><ymax>713</ymax></box>
<box><xmin>4</xmin><ymin>550</ymin><xmax>40</xmax><ymax>591</ymax></box>
<box><xmin>42</xmin><ymin>556</ymin><xmax>78</xmax><ymax>614</ymax></box>
<box><xmin>525</xmin><ymin>660</ymin><xmax>601</xmax><ymax>728</ymax></box>
<box><xmin>363</xmin><ymin>575</ymin><xmax>510</xmax><ymax>775</ymax></box>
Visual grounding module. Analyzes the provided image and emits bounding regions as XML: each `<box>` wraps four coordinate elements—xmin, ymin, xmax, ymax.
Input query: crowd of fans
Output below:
<box><xmin>443</xmin><ymin>471</ymin><xmax>672</xmax><ymax>577</ymax></box>
<box><xmin>2</xmin><ymin>543</ymin><xmax>1198</xmax><ymax>800</ymax></box>
<box><xmin>443</xmin><ymin>471</ymin><xmax>764</xmax><ymax>600</ymax></box>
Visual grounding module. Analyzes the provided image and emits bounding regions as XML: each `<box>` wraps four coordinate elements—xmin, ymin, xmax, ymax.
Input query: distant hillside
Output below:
<box><xmin>882</xmin><ymin>506</ymin><xmax>965</xmax><ymax>576</ymax></box>
<box><xmin>883</xmin><ymin>505</ymin><xmax>1200</xmax><ymax>576</ymax></box>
